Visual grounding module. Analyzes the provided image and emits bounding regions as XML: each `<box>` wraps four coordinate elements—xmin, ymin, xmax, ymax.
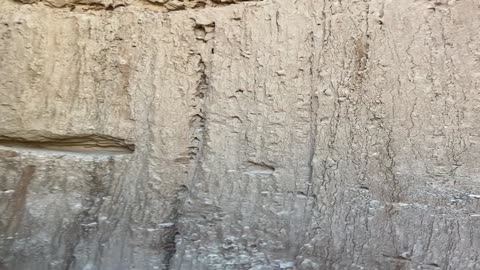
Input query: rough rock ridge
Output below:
<box><xmin>12</xmin><ymin>0</ymin><xmax>262</xmax><ymax>11</ymax></box>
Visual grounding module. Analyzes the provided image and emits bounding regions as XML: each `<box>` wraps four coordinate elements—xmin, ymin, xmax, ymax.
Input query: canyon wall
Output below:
<box><xmin>1</xmin><ymin>0</ymin><xmax>480</xmax><ymax>269</ymax></box>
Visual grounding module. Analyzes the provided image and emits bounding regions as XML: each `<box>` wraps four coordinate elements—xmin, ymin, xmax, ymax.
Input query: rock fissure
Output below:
<box><xmin>0</xmin><ymin>134</ymin><xmax>134</xmax><ymax>155</ymax></box>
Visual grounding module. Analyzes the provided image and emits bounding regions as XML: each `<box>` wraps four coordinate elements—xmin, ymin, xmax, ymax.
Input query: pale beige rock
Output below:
<box><xmin>1</xmin><ymin>0</ymin><xmax>480</xmax><ymax>269</ymax></box>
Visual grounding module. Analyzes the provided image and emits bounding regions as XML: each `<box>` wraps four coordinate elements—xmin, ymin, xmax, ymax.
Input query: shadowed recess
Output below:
<box><xmin>245</xmin><ymin>160</ymin><xmax>275</xmax><ymax>175</ymax></box>
<box><xmin>10</xmin><ymin>0</ymin><xmax>263</xmax><ymax>12</ymax></box>
<box><xmin>0</xmin><ymin>134</ymin><xmax>135</xmax><ymax>155</ymax></box>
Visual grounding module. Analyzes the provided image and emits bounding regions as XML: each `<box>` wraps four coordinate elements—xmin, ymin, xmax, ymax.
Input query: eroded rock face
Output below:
<box><xmin>1</xmin><ymin>0</ymin><xmax>480</xmax><ymax>269</ymax></box>
<box><xmin>11</xmin><ymin>0</ymin><xmax>260</xmax><ymax>11</ymax></box>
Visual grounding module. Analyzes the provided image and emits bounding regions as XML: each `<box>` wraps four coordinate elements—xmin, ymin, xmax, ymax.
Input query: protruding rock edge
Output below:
<box><xmin>0</xmin><ymin>133</ymin><xmax>135</xmax><ymax>155</ymax></box>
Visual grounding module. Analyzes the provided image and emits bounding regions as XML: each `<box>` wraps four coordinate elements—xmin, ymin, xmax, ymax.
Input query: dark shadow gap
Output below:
<box><xmin>0</xmin><ymin>134</ymin><xmax>134</xmax><ymax>155</ymax></box>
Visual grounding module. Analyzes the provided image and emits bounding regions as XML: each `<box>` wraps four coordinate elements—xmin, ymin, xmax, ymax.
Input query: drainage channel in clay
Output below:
<box><xmin>0</xmin><ymin>134</ymin><xmax>134</xmax><ymax>156</ymax></box>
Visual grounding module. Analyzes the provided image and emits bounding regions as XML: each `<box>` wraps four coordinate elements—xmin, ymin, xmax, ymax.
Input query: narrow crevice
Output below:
<box><xmin>186</xmin><ymin>56</ymin><xmax>209</xmax><ymax>161</ymax></box>
<box><xmin>186</xmin><ymin>20</ymin><xmax>215</xmax><ymax>165</ymax></box>
<box><xmin>353</xmin><ymin>0</ymin><xmax>371</xmax><ymax>85</ymax></box>
<box><xmin>385</xmin><ymin>128</ymin><xmax>401</xmax><ymax>203</ymax></box>
<box><xmin>382</xmin><ymin>253</ymin><xmax>412</xmax><ymax>261</ymax></box>
<box><xmin>0</xmin><ymin>134</ymin><xmax>134</xmax><ymax>155</ymax></box>
<box><xmin>164</xmin><ymin>21</ymin><xmax>216</xmax><ymax>270</ymax></box>
<box><xmin>161</xmin><ymin>185</ymin><xmax>188</xmax><ymax>269</ymax></box>
<box><xmin>306</xmin><ymin>30</ymin><xmax>319</xmax><ymax>198</ymax></box>
<box><xmin>245</xmin><ymin>160</ymin><xmax>275</xmax><ymax>175</ymax></box>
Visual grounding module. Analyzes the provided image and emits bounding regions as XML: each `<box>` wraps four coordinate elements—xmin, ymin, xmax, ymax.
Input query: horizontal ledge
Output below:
<box><xmin>0</xmin><ymin>133</ymin><xmax>134</xmax><ymax>156</ymax></box>
<box><xmin>10</xmin><ymin>0</ymin><xmax>263</xmax><ymax>12</ymax></box>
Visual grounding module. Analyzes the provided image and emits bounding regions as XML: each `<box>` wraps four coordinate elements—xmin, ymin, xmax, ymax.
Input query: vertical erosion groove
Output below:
<box><xmin>162</xmin><ymin>185</ymin><xmax>188</xmax><ymax>268</ymax></box>
<box><xmin>187</xmin><ymin>20</ymin><xmax>215</xmax><ymax>183</ymax></box>
<box><xmin>187</xmin><ymin>20</ymin><xmax>215</xmax><ymax>167</ymax></box>
<box><xmin>164</xmin><ymin>20</ymin><xmax>216</xmax><ymax>269</ymax></box>
<box><xmin>306</xmin><ymin>30</ymin><xmax>319</xmax><ymax>199</ymax></box>
<box><xmin>187</xmin><ymin>56</ymin><xmax>208</xmax><ymax>162</ymax></box>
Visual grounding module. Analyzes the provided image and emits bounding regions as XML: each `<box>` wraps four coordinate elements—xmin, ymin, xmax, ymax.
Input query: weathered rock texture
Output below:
<box><xmin>1</xmin><ymin>0</ymin><xmax>480</xmax><ymax>269</ymax></box>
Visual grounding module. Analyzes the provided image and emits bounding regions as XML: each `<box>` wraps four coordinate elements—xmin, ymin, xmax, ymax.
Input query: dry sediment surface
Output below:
<box><xmin>1</xmin><ymin>0</ymin><xmax>480</xmax><ymax>269</ymax></box>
